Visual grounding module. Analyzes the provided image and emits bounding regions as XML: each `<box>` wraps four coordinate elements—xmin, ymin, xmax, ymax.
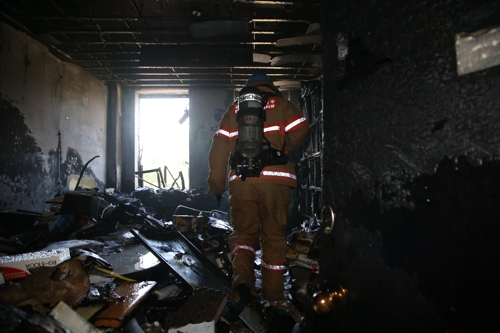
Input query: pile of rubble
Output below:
<box><xmin>0</xmin><ymin>187</ymin><xmax>334</xmax><ymax>333</ymax></box>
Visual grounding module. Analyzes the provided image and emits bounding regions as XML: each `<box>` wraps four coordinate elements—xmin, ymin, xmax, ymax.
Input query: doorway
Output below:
<box><xmin>137</xmin><ymin>95</ymin><xmax>190</xmax><ymax>190</ymax></box>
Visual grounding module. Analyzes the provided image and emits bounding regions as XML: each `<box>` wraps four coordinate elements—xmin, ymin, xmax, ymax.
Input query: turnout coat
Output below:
<box><xmin>207</xmin><ymin>81</ymin><xmax>309</xmax><ymax>194</ymax></box>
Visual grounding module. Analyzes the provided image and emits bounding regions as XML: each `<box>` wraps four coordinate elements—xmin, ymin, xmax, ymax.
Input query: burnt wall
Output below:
<box><xmin>119</xmin><ymin>88</ymin><xmax>137</xmax><ymax>194</ymax></box>
<box><xmin>319</xmin><ymin>0</ymin><xmax>500</xmax><ymax>332</ymax></box>
<box><xmin>188</xmin><ymin>88</ymin><xmax>235</xmax><ymax>189</ymax></box>
<box><xmin>0</xmin><ymin>22</ymin><xmax>107</xmax><ymax>212</ymax></box>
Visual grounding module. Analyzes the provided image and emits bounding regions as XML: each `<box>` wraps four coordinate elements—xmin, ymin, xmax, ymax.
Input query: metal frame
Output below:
<box><xmin>298</xmin><ymin>80</ymin><xmax>322</xmax><ymax>219</ymax></box>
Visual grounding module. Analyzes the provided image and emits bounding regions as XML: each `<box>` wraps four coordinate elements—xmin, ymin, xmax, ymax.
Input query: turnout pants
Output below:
<box><xmin>227</xmin><ymin>181</ymin><xmax>291</xmax><ymax>302</ymax></box>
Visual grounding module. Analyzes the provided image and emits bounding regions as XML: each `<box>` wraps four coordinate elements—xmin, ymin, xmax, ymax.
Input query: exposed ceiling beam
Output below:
<box><xmin>41</xmin><ymin>30</ymin><xmax>278</xmax><ymax>35</ymax></box>
<box><xmin>54</xmin><ymin>41</ymin><xmax>276</xmax><ymax>45</ymax></box>
<box><xmin>19</xmin><ymin>16</ymin><xmax>312</xmax><ymax>23</ymax></box>
<box><xmin>81</xmin><ymin>65</ymin><xmax>317</xmax><ymax>70</ymax></box>
<box><xmin>87</xmin><ymin>68</ymin><xmax>318</xmax><ymax>75</ymax></box>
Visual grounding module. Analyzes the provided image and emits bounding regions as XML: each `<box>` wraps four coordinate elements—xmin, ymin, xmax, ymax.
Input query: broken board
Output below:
<box><xmin>94</xmin><ymin>280</ymin><xmax>157</xmax><ymax>328</ymax></box>
<box><xmin>130</xmin><ymin>229</ymin><xmax>231</xmax><ymax>293</ymax></box>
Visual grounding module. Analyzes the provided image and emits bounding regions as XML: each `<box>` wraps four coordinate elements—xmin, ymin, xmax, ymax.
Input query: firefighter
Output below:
<box><xmin>207</xmin><ymin>73</ymin><xmax>309</xmax><ymax>304</ymax></box>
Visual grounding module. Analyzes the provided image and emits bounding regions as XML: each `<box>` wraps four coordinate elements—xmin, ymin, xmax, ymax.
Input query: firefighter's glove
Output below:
<box><xmin>208</xmin><ymin>179</ymin><xmax>225</xmax><ymax>196</ymax></box>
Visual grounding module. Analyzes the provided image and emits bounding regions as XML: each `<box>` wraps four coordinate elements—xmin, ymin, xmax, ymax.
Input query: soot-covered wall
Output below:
<box><xmin>319</xmin><ymin>0</ymin><xmax>500</xmax><ymax>332</ymax></box>
<box><xmin>188</xmin><ymin>89</ymin><xmax>235</xmax><ymax>190</ymax></box>
<box><xmin>0</xmin><ymin>22</ymin><xmax>107</xmax><ymax>212</ymax></box>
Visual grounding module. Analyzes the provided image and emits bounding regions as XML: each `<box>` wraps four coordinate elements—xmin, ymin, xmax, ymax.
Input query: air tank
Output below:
<box><xmin>237</xmin><ymin>86</ymin><xmax>265</xmax><ymax>158</ymax></box>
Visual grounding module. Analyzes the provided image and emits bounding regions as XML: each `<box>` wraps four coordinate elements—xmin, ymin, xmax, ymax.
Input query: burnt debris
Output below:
<box><xmin>0</xmin><ymin>186</ymin><xmax>340</xmax><ymax>333</ymax></box>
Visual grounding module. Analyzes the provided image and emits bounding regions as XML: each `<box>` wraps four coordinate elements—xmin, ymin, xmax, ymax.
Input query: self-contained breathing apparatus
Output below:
<box><xmin>230</xmin><ymin>86</ymin><xmax>287</xmax><ymax>181</ymax></box>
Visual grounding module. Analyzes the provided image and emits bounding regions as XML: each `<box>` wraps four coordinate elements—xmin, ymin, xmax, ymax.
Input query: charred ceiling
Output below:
<box><xmin>0</xmin><ymin>0</ymin><xmax>322</xmax><ymax>89</ymax></box>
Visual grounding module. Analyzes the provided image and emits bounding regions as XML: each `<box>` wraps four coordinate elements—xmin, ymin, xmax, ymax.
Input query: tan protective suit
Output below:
<box><xmin>207</xmin><ymin>80</ymin><xmax>309</xmax><ymax>301</ymax></box>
